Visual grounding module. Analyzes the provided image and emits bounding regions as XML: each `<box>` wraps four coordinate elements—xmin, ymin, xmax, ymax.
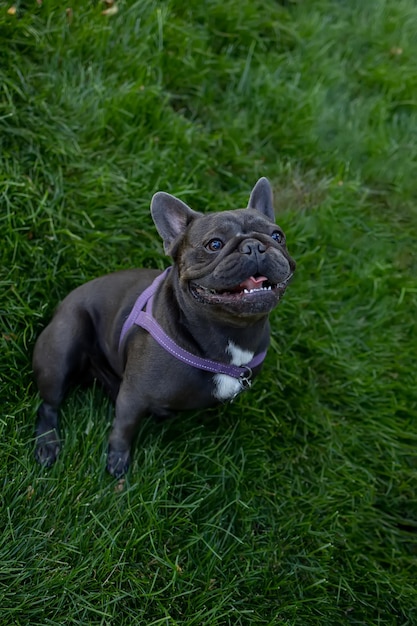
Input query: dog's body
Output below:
<box><xmin>33</xmin><ymin>178</ymin><xmax>295</xmax><ymax>477</ymax></box>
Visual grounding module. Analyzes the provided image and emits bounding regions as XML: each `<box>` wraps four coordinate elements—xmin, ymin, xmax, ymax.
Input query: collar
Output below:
<box><xmin>119</xmin><ymin>267</ymin><xmax>267</xmax><ymax>388</ymax></box>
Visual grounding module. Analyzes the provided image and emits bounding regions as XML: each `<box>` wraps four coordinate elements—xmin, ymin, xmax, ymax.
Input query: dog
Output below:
<box><xmin>33</xmin><ymin>177</ymin><xmax>296</xmax><ymax>477</ymax></box>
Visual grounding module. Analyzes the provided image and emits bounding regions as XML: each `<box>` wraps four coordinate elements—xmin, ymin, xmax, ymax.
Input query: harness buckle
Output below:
<box><xmin>239</xmin><ymin>366</ymin><xmax>253</xmax><ymax>390</ymax></box>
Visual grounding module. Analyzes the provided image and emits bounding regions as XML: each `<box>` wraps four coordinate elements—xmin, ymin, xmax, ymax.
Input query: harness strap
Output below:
<box><xmin>119</xmin><ymin>267</ymin><xmax>267</xmax><ymax>382</ymax></box>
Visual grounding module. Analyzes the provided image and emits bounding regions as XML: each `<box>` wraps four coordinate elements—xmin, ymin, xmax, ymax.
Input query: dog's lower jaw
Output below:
<box><xmin>189</xmin><ymin>282</ymin><xmax>285</xmax><ymax>317</ymax></box>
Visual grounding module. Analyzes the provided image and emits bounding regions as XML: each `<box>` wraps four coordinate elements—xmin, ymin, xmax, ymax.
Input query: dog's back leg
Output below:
<box><xmin>32</xmin><ymin>307</ymin><xmax>92</xmax><ymax>467</ymax></box>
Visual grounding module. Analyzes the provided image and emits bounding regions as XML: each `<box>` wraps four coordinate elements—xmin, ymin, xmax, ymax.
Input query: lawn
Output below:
<box><xmin>1</xmin><ymin>0</ymin><xmax>416</xmax><ymax>624</ymax></box>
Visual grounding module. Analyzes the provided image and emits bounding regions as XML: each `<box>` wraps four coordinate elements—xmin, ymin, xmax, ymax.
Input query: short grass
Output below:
<box><xmin>1</xmin><ymin>0</ymin><xmax>417</xmax><ymax>624</ymax></box>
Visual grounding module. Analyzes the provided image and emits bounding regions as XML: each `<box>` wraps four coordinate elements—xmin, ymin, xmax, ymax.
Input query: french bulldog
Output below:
<box><xmin>33</xmin><ymin>177</ymin><xmax>295</xmax><ymax>477</ymax></box>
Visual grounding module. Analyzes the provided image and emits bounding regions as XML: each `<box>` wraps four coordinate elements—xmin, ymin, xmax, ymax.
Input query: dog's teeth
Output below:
<box><xmin>241</xmin><ymin>284</ymin><xmax>274</xmax><ymax>295</ymax></box>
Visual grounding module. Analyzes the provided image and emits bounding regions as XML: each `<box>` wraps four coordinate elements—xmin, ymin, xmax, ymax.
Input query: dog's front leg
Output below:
<box><xmin>35</xmin><ymin>402</ymin><xmax>61</xmax><ymax>467</ymax></box>
<box><xmin>107</xmin><ymin>380</ymin><xmax>148</xmax><ymax>478</ymax></box>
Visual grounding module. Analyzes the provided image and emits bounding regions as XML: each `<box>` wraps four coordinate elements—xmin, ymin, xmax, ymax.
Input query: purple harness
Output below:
<box><xmin>119</xmin><ymin>267</ymin><xmax>267</xmax><ymax>389</ymax></box>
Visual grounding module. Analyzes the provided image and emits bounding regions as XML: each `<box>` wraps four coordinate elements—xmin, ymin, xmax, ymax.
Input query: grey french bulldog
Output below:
<box><xmin>33</xmin><ymin>177</ymin><xmax>296</xmax><ymax>477</ymax></box>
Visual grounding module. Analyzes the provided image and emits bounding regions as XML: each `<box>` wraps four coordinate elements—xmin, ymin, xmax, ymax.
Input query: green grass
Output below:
<box><xmin>1</xmin><ymin>0</ymin><xmax>417</xmax><ymax>623</ymax></box>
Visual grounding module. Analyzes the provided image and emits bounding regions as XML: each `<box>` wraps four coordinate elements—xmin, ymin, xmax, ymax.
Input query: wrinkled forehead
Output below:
<box><xmin>189</xmin><ymin>208</ymin><xmax>276</xmax><ymax>239</ymax></box>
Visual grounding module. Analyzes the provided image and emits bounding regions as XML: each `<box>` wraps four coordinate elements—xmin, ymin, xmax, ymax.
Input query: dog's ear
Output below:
<box><xmin>151</xmin><ymin>192</ymin><xmax>199</xmax><ymax>256</ymax></box>
<box><xmin>247</xmin><ymin>177</ymin><xmax>275</xmax><ymax>221</ymax></box>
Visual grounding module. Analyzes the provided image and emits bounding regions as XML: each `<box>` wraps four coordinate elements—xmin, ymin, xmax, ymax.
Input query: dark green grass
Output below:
<box><xmin>1</xmin><ymin>0</ymin><xmax>417</xmax><ymax>623</ymax></box>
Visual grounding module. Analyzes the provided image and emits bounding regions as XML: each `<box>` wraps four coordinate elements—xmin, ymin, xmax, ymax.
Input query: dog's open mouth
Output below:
<box><xmin>190</xmin><ymin>274</ymin><xmax>292</xmax><ymax>311</ymax></box>
<box><xmin>228</xmin><ymin>275</ymin><xmax>274</xmax><ymax>294</ymax></box>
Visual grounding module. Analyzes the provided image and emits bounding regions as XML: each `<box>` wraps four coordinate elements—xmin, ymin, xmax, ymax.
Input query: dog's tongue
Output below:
<box><xmin>239</xmin><ymin>275</ymin><xmax>267</xmax><ymax>290</ymax></box>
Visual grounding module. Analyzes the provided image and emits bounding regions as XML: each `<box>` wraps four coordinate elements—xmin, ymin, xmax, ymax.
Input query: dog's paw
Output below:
<box><xmin>35</xmin><ymin>430</ymin><xmax>60</xmax><ymax>468</ymax></box>
<box><xmin>107</xmin><ymin>446</ymin><xmax>130</xmax><ymax>478</ymax></box>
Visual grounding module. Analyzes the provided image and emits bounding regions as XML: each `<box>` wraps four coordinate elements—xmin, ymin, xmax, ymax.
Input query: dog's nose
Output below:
<box><xmin>239</xmin><ymin>239</ymin><xmax>266</xmax><ymax>255</ymax></box>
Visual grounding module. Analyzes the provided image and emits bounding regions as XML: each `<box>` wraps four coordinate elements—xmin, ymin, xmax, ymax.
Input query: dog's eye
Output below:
<box><xmin>271</xmin><ymin>231</ymin><xmax>283</xmax><ymax>243</ymax></box>
<box><xmin>206</xmin><ymin>238</ymin><xmax>224</xmax><ymax>252</ymax></box>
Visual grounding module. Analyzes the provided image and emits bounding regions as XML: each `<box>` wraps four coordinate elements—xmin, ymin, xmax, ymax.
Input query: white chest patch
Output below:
<box><xmin>213</xmin><ymin>341</ymin><xmax>254</xmax><ymax>401</ymax></box>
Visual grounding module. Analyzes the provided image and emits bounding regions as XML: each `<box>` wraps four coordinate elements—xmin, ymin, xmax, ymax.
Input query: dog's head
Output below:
<box><xmin>151</xmin><ymin>178</ymin><xmax>296</xmax><ymax>319</ymax></box>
